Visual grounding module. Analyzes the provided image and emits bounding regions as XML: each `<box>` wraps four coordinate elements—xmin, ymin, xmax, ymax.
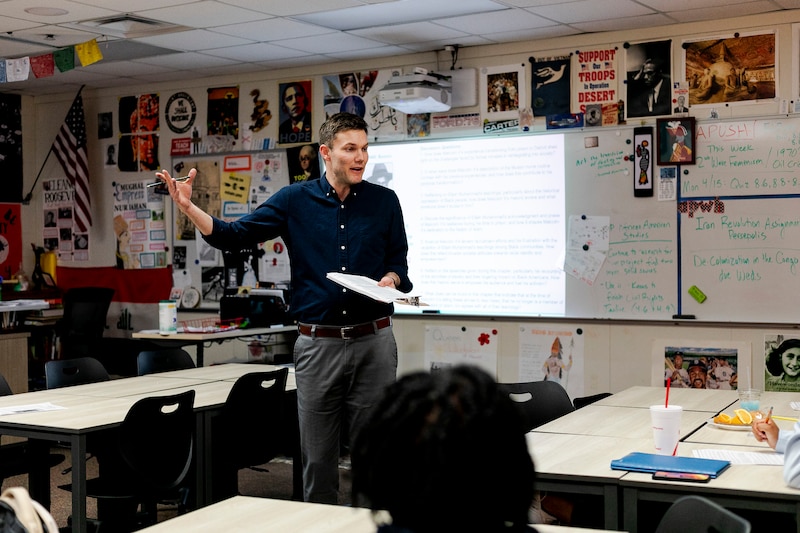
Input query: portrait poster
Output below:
<box><xmin>0</xmin><ymin>94</ymin><xmax>22</xmax><ymax>202</ymax></box>
<box><xmin>278</xmin><ymin>80</ymin><xmax>312</xmax><ymax>144</ymax></box>
<box><xmin>118</xmin><ymin>94</ymin><xmax>160</xmax><ymax>172</ymax></box>
<box><xmin>656</xmin><ymin>117</ymin><xmax>696</xmax><ymax>165</ymax></box>
<box><xmin>207</xmin><ymin>86</ymin><xmax>240</xmax><ymax>139</ymax></box>
<box><xmin>764</xmin><ymin>334</ymin><xmax>800</xmax><ymax>392</ymax></box>
<box><xmin>480</xmin><ymin>64</ymin><xmax>525</xmax><ymax>122</ymax></box>
<box><xmin>625</xmin><ymin>40</ymin><xmax>672</xmax><ymax>119</ymax></box>
<box><xmin>530</xmin><ymin>56</ymin><xmax>571</xmax><ymax>117</ymax></box>
<box><xmin>287</xmin><ymin>143</ymin><xmax>320</xmax><ymax>183</ymax></box>
<box><xmin>652</xmin><ymin>340</ymin><xmax>750</xmax><ymax>390</ymax></box>
<box><xmin>572</xmin><ymin>47</ymin><xmax>619</xmax><ymax>116</ymax></box>
<box><xmin>684</xmin><ymin>32</ymin><xmax>776</xmax><ymax>106</ymax></box>
<box><xmin>322</xmin><ymin>70</ymin><xmax>404</xmax><ymax>140</ymax></box>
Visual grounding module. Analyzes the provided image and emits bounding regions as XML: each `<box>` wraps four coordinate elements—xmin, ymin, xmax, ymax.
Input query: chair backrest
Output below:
<box><xmin>0</xmin><ymin>374</ymin><xmax>13</xmax><ymax>397</ymax></box>
<box><xmin>497</xmin><ymin>380</ymin><xmax>575</xmax><ymax>432</ymax></box>
<box><xmin>44</xmin><ymin>357</ymin><xmax>110</xmax><ymax>389</ymax></box>
<box><xmin>573</xmin><ymin>392</ymin><xmax>612</xmax><ymax>410</ymax></box>
<box><xmin>654</xmin><ymin>495</ymin><xmax>751</xmax><ymax>533</ymax></box>
<box><xmin>221</xmin><ymin>368</ymin><xmax>288</xmax><ymax>469</ymax></box>
<box><xmin>60</xmin><ymin>287</ymin><xmax>115</xmax><ymax>339</ymax></box>
<box><xmin>137</xmin><ymin>349</ymin><xmax>196</xmax><ymax>376</ymax></box>
<box><xmin>118</xmin><ymin>390</ymin><xmax>196</xmax><ymax>492</ymax></box>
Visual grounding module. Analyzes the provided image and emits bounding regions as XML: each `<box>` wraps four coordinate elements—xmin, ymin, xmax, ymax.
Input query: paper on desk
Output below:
<box><xmin>0</xmin><ymin>403</ymin><xmax>66</xmax><ymax>416</ymax></box>
<box><xmin>326</xmin><ymin>272</ymin><xmax>425</xmax><ymax>306</ymax></box>
<box><xmin>693</xmin><ymin>448</ymin><xmax>784</xmax><ymax>465</ymax></box>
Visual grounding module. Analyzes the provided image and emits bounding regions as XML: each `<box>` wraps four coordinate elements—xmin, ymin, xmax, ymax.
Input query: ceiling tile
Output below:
<box><xmin>570</xmin><ymin>13</ymin><xmax>676</xmax><ymax>33</ymax></box>
<box><xmin>435</xmin><ymin>8</ymin><xmax>557</xmax><ymax>33</ymax></box>
<box><xmin>133</xmin><ymin>29</ymin><xmax>255</xmax><ymax>52</ymax></box>
<box><xmin>350</xmin><ymin>22</ymin><xmax>470</xmax><ymax>45</ymax></box>
<box><xmin>133</xmin><ymin>52</ymin><xmax>238</xmax><ymax>69</ymax></box>
<box><xmin>532</xmin><ymin>0</ymin><xmax>655</xmax><ymax>23</ymax></box>
<box><xmin>202</xmin><ymin>42</ymin><xmax>311</xmax><ymax>62</ymax></box>
<box><xmin>212</xmin><ymin>17</ymin><xmax>335</xmax><ymax>41</ymax></box>
<box><xmin>137</xmin><ymin>1</ymin><xmax>270</xmax><ymax>28</ymax></box>
<box><xmin>271</xmin><ymin>32</ymin><xmax>384</xmax><ymax>54</ymax></box>
<box><xmin>666</xmin><ymin>1</ymin><xmax>780</xmax><ymax>22</ymax></box>
<box><xmin>217</xmin><ymin>0</ymin><xmax>362</xmax><ymax>16</ymax></box>
<box><xmin>0</xmin><ymin>0</ymin><xmax>117</xmax><ymax>23</ymax></box>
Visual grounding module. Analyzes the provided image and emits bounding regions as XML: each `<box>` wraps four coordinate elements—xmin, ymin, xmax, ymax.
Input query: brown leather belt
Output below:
<box><xmin>297</xmin><ymin>316</ymin><xmax>392</xmax><ymax>340</ymax></box>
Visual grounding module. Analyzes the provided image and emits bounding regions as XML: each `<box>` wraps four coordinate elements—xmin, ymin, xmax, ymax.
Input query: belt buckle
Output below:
<box><xmin>340</xmin><ymin>326</ymin><xmax>357</xmax><ymax>339</ymax></box>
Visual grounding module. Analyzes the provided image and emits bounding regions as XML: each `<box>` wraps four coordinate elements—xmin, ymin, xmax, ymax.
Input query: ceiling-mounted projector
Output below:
<box><xmin>378</xmin><ymin>69</ymin><xmax>452</xmax><ymax>114</ymax></box>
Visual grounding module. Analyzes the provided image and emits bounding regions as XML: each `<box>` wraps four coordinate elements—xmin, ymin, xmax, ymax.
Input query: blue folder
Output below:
<box><xmin>610</xmin><ymin>452</ymin><xmax>731</xmax><ymax>478</ymax></box>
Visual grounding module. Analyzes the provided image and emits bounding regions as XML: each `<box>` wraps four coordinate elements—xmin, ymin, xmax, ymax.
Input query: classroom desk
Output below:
<box><xmin>593</xmin><ymin>385</ymin><xmax>738</xmax><ymax>412</ymax></box>
<box><xmin>528</xmin><ymin>385</ymin><xmax>800</xmax><ymax>531</ymax></box>
<box><xmin>132</xmin><ymin>325</ymin><xmax>297</xmax><ymax>367</ymax></box>
<box><xmin>534</xmin><ymin>404</ymin><xmax>712</xmax><ymax>441</ymax></box>
<box><xmin>527</xmin><ymin>432</ymin><xmax>652</xmax><ymax>529</ymax></box>
<box><xmin>619</xmin><ymin>440</ymin><xmax>800</xmax><ymax>533</ymax></box>
<box><xmin>137</xmin><ymin>495</ymin><xmax>624</xmax><ymax>533</ymax></box>
<box><xmin>0</xmin><ymin>364</ymin><xmax>295</xmax><ymax>533</ymax></box>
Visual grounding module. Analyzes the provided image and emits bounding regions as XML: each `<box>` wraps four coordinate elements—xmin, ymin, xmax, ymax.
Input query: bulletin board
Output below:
<box><xmin>169</xmin><ymin>149</ymin><xmax>289</xmax><ymax>308</ymax></box>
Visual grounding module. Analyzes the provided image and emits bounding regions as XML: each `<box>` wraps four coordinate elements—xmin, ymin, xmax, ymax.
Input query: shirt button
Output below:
<box><xmin>341</xmin><ymin>267</ymin><xmax>346</xmax><ymax>271</ymax></box>
<box><xmin>340</xmin><ymin>224</ymin><xmax>345</xmax><ymax>229</ymax></box>
<box><xmin>342</xmin><ymin>310</ymin><xmax>347</xmax><ymax>315</ymax></box>
<box><xmin>340</xmin><ymin>245</ymin><xmax>345</xmax><ymax>250</ymax></box>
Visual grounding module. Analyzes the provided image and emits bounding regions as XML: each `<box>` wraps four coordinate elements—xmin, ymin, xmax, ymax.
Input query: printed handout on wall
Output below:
<box><xmin>112</xmin><ymin>180</ymin><xmax>167</xmax><ymax>269</ymax></box>
<box><xmin>519</xmin><ymin>326</ymin><xmax>584</xmax><ymax>399</ymax></box>
<box><xmin>42</xmin><ymin>177</ymin><xmax>89</xmax><ymax>261</ymax></box>
<box><xmin>424</xmin><ymin>325</ymin><xmax>498</xmax><ymax>377</ymax></box>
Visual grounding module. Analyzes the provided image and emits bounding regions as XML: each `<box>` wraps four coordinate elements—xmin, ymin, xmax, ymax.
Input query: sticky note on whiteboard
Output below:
<box><xmin>688</xmin><ymin>285</ymin><xmax>707</xmax><ymax>303</ymax></box>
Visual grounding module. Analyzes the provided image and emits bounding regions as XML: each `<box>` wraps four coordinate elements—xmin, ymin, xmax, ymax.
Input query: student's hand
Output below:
<box><xmin>752</xmin><ymin>418</ymin><xmax>779</xmax><ymax>449</ymax></box>
<box><xmin>155</xmin><ymin>168</ymin><xmax>197</xmax><ymax>211</ymax></box>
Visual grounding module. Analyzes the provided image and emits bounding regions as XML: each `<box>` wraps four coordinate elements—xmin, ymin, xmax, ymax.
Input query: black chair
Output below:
<box><xmin>654</xmin><ymin>495</ymin><xmax>751</xmax><ymax>533</ymax></box>
<box><xmin>211</xmin><ymin>368</ymin><xmax>288</xmax><ymax>502</ymax></box>
<box><xmin>60</xmin><ymin>390</ymin><xmax>196</xmax><ymax>531</ymax></box>
<box><xmin>45</xmin><ymin>357</ymin><xmax>110</xmax><ymax>389</ymax></box>
<box><xmin>137</xmin><ymin>349</ymin><xmax>195</xmax><ymax>376</ymax></box>
<box><xmin>0</xmin><ymin>373</ymin><xmax>64</xmax><ymax>485</ymax></box>
<box><xmin>497</xmin><ymin>380</ymin><xmax>575</xmax><ymax>432</ymax></box>
<box><xmin>573</xmin><ymin>392</ymin><xmax>612</xmax><ymax>410</ymax></box>
<box><xmin>56</xmin><ymin>287</ymin><xmax>114</xmax><ymax>360</ymax></box>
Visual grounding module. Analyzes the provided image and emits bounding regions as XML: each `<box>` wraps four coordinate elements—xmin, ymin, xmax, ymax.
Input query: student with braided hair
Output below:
<box><xmin>350</xmin><ymin>365</ymin><xmax>537</xmax><ymax>533</ymax></box>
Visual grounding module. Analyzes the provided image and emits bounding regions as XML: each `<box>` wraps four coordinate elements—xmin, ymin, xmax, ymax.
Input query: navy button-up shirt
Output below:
<box><xmin>204</xmin><ymin>174</ymin><xmax>411</xmax><ymax>326</ymax></box>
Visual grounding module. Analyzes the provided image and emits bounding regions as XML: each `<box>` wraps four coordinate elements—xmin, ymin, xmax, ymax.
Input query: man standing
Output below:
<box><xmin>279</xmin><ymin>82</ymin><xmax>313</xmax><ymax>144</ymax></box>
<box><xmin>156</xmin><ymin>112</ymin><xmax>412</xmax><ymax>504</ymax></box>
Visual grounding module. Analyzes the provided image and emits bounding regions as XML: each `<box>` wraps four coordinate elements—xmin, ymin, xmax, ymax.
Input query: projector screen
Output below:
<box><xmin>362</xmin><ymin>133</ymin><xmax>566</xmax><ymax>317</ymax></box>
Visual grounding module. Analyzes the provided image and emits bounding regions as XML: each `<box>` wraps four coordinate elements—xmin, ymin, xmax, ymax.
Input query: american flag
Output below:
<box><xmin>53</xmin><ymin>91</ymin><xmax>92</xmax><ymax>232</ymax></box>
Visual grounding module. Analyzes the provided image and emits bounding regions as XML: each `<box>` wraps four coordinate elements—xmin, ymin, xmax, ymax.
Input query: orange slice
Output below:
<box><xmin>715</xmin><ymin>413</ymin><xmax>732</xmax><ymax>424</ymax></box>
<box><xmin>734</xmin><ymin>408</ymin><xmax>753</xmax><ymax>425</ymax></box>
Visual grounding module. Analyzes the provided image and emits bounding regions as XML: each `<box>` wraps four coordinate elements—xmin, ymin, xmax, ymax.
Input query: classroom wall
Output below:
<box><xmin>20</xmin><ymin>10</ymin><xmax>800</xmax><ymax>395</ymax></box>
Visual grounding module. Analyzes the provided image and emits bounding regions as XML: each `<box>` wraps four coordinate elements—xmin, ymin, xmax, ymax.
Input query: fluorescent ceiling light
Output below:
<box><xmin>295</xmin><ymin>0</ymin><xmax>508</xmax><ymax>31</ymax></box>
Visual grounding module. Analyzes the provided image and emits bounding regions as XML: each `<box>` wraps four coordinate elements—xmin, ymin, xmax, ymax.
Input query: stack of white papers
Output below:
<box><xmin>326</xmin><ymin>272</ymin><xmax>425</xmax><ymax>306</ymax></box>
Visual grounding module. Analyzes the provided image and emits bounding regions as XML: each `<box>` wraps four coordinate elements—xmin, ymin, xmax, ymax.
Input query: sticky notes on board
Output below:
<box><xmin>688</xmin><ymin>285</ymin><xmax>707</xmax><ymax>303</ymax></box>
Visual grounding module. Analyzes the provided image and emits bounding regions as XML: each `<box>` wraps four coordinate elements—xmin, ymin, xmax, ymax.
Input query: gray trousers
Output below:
<box><xmin>293</xmin><ymin>325</ymin><xmax>397</xmax><ymax>503</ymax></box>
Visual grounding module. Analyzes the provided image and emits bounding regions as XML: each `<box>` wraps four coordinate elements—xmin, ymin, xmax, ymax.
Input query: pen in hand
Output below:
<box><xmin>146</xmin><ymin>175</ymin><xmax>192</xmax><ymax>188</ymax></box>
<box><xmin>766</xmin><ymin>406</ymin><xmax>773</xmax><ymax>423</ymax></box>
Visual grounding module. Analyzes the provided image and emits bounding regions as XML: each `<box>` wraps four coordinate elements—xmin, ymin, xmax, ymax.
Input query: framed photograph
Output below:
<box><xmin>656</xmin><ymin>117</ymin><xmax>696</xmax><ymax>165</ymax></box>
<box><xmin>480</xmin><ymin>64</ymin><xmax>526</xmax><ymax>122</ymax></box>
<box><xmin>651</xmin><ymin>339</ymin><xmax>752</xmax><ymax>390</ymax></box>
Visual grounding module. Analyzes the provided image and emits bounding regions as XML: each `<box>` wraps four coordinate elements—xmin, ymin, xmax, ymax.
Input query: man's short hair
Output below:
<box><xmin>688</xmin><ymin>359</ymin><xmax>706</xmax><ymax>372</ymax></box>
<box><xmin>319</xmin><ymin>112</ymin><xmax>368</xmax><ymax>147</ymax></box>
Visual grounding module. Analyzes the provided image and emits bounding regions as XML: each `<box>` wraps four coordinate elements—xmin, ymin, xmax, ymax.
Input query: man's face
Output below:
<box><xmin>642</xmin><ymin>62</ymin><xmax>661</xmax><ymax>87</ymax></box>
<box><xmin>283</xmin><ymin>86</ymin><xmax>306</xmax><ymax>119</ymax></box>
<box><xmin>688</xmin><ymin>365</ymin><xmax>706</xmax><ymax>388</ymax></box>
<box><xmin>674</xmin><ymin>355</ymin><xmax>683</xmax><ymax>368</ymax></box>
<box><xmin>321</xmin><ymin>129</ymin><xmax>368</xmax><ymax>188</ymax></box>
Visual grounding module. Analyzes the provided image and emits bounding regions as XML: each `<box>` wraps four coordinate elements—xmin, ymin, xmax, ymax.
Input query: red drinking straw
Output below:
<box><xmin>665</xmin><ymin>376</ymin><xmax>670</xmax><ymax>408</ymax></box>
